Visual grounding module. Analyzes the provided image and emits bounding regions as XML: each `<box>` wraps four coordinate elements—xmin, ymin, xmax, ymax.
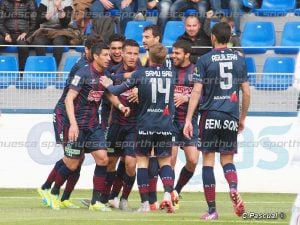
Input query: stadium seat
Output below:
<box><xmin>146</xmin><ymin>9</ymin><xmax>159</xmax><ymax>17</ymax></box>
<box><xmin>56</xmin><ymin>56</ymin><xmax>80</xmax><ymax>89</ymax></box>
<box><xmin>16</xmin><ymin>56</ymin><xmax>57</xmax><ymax>89</ymax></box>
<box><xmin>275</xmin><ymin>21</ymin><xmax>300</xmax><ymax>54</ymax></box>
<box><xmin>0</xmin><ymin>56</ymin><xmax>18</xmax><ymax>89</ymax></box>
<box><xmin>245</xmin><ymin>57</ymin><xmax>256</xmax><ymax>86</ymax></box>
<box><xmin>241</xmin><ymin>21</ymin><xmax>275</xmax><ymax>54</ymax></box>
<box><xmin>253</xmin><ymin>0</ymin><xmax>296</xmax><ymax>16</ymax></box>
<box><xmin>255</xmin><ymin>57</ymin><xmax>295</xmax><ymax>90</ymax></box>
<box><xmin>242</xmin><ymin>0</ymin><xmax>255</xmax><ymax>9</ymax></box>
<box><xmin>124</xmin><ymin>20</ymin><xmax>154</xmax><ymax>53</ymax></box>
<box><xmin>162</xmin><ymin>21</ymin><xmax>185</xmax><ymax>52</ymax></box>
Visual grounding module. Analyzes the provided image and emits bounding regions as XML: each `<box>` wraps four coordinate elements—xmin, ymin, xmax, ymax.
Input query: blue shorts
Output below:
<box><xmin>135</xmin><ymin>131</ymin><xmax>174</xmax><ymax>157</ymax></box>
<box><xmin>63</xmin><ymin>124</ymin><xmax>107</xmax><ymax>158</ymax></box>
<box><xmin>53</xmin><ymin>107</ymin><xmax>66</xmax><ymax>144</ymax></box>
<box><xmin>199</xmin><ymin>111</ymin><xmax>238</xmax><ymax>154</ymax></box>
<box><xmin>106</xmin><ymin>123</ymin><xmax>137</xmax><ymax>157</ymax></box>
<box><xmin>174</xmin><ymin>120</ymin><xmax>199</xmax><ymax>148</ymax></box>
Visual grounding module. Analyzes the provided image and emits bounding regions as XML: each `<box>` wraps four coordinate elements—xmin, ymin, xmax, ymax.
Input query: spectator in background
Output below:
<box><xmin>170</xmin><ymin>0</ymin><xmax>209</xmax><ymax>23</ymax></box>
<box><xmin>209</xmin><ymin>0</ymin><xmax>243</xmax><ymax>36</ymax></box>
<box><xmin>89</xmin><ymin>0</ymin><xmax>133</xmax><ymax>34</ymax></box>
<box><xmin>0</xmin><ymin>0</ymin><xmax>37</xmax><ymax>73</ymax></box>
<box><xmin>177</xmin><ymin>15</ymin><xmax>212</xmax><ymax>64</ymax></box>
<box><xmin>32</xmin><ymin>0</ymin><xmax>73</xmax><ymax>68</ymax></box>
<box><xmin>146</xmin><ymin>0</ymin><xmax>175</xmax><ymax>35</ymax></box>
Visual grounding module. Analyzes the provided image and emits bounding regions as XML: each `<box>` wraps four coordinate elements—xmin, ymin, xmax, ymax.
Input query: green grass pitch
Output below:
<box><xmin>0</xmin><ymin>188</ymin><xmax>295</xmax><ymax>225</ymax></box>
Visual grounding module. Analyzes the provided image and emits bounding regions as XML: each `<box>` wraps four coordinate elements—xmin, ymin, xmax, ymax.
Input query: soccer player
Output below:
<box><xmin>101</xmin><ymin>39</ymin><xmax>141</xmax><ymax>211</ymax></box>
<box><xmin>38</xmin><ymin>43</ymin><xmax>130</xmax><ymax>211</ymax></box>
<box><xmin>183</xmin><ymin>22</ymin><xmax>250</xmax><ymax>220</ymax></box>
<box><xmin>37</xmin><ymin>34</ymin><xmax>103</xmax><ymax>209</ymax></box>
<box><xmin>100</xmin><ymin>43</ymin><xmax>176</xmax><ymax>213</ymax></box>
<box><xmin>170</xmin><ymin>40</ymin><xmax>200</xmax><ymax>208</ymax></box>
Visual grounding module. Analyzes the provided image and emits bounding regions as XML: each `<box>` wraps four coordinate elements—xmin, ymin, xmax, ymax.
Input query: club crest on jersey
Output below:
<box><xmin>88</xmin><ymin>90</ymin><xmax>104</xmax><ymax>102</ymax></box>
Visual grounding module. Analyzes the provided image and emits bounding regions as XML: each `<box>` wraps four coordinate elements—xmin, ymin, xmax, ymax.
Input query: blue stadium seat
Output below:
<box><xmin>255</xmin><ymin>57</ymin><xmax>295</xmax><ymax>90</ymax></box>
<box><xmin>56</xmin><ymin>56</ymin><xmax>80</xmax><ymax>89</ymax></box>
<box><xmin>242</xmin><ymin>0</ymin><xmax>255</xmax><ymax>9</ymax></box>
<box><xmin>245</xmin><ymin>57</ymin><xmax>256</xmax><ymax>86</ymax></box>
<box><xmin>146</xmin><ymin>9</ymin><xmax>159</xmax><ymax>17</ymax></box>
<box><xmin>0</xmin><ymin>56</ymin><xmax>18</xmax><ymax>88</ymax></box>
<box><xmin>16</xmin><ymin>56</ymin><xmax>57</xmax><ymax>89</ymax></box>
<box><xmin>254</xmin><ymin>0</ymin><xmax>296</xmax><ymax>16</ymax></box>
<box><xmin>46</xmin><ymin>46</ymin><xmax>69</xmax><ymax>53</ymax></box>
<box><xmin>275</xmin><ymin>21</ymin><xmax>300</xmax><ymax>54</ymax></box>
<box><xmin>162</xmin><ymin>21</ymin><xmax>185</xmax><ymax>52</ymax></box>
<box><xmin>241</xmin><ymin>21</ymin><xmax>275</xmax><ymax>54</ymax></box>
<box><xmin>124</xmin><ymin>20</ymin><xmax>154</xmax><ymax>52</ymax></box>
<box><xmin>106</xmin><ymin>8</ymin><xmax>120</xmax><ymax>16</ymax></box>
<box><xmin>3</xmin><ymin>46</ymin><xmax>18</xmax><ymax>53</ymax></box>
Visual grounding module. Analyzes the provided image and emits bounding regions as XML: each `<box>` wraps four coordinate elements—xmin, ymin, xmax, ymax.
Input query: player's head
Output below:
<box><xmin>211</xmin><ymin>22</ymin><xmax>231</xmax><ymax>46</ymax></box>
<box><xmin>142</xmin><ymin>24</ymin><xmax>161</xmax><ymax>50</ymax></box>
<box><xmin>122</xmin><ymin>39</ymin><xmax>140</xmax><ymax>70</ymax></box>
<box><xmin>91</xmin><ymin>43</ymin><xmax>111</xmax><ymax>71</ymax></box>
<box><xmin>84</xmin><ymin>34</ymin><xmax>104</xmax><ymax>61</ymax></box>
<box><xmin>149</xmin><ymin>43</ymin><xmax>168</xmax><ymax>65</ymax></box>
<box><xmin>171</xmin><ymin>40</ymin><xmax>191</xmax><ymax>67</ymax></box>
<box><xmin>184</xmin><ymin>15</ymin><xmax>201</xmax><ymax>39</ymax></box>
<box><xmin>108</xmin><ymin>34</ymin><xmax>126</xmax><ymax>63</ymax></box>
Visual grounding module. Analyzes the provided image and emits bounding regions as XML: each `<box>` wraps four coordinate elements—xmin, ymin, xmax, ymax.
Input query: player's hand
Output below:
<box><xmin>68</xmin><ymin>123</ymin><xmax>79</xmax><ymax>142</ymax></box>
<box><xmin>183</xmin><ymin>120</ymin><xmax>193</xmax><ymax>140</ymax></box>
<box><xmin>174</xmin><ymin>94</ymin><xmax>189</xmax><ymax>107</ymax></box>
<box><xmin>120</xmin><ymin>106</ymin><xmax>130</xmax><ymax>117</ymax></box>
<box><xmin>127</xmin><ymin>88</ymin><xmax>139</xmax><ymax>103</ymax></box>
<box><xmin>100</xmin><ymin>76</ymin><xmax>113</xmax><ymax>88</ymax></box>
<box><xmin>238</xmin><ymin>119</ymin><xmax>245</xmax><ymax>134</ymax></box>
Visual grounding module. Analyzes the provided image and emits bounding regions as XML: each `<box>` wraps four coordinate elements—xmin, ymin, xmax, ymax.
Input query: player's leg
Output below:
<box><xmin>156</xmin><ymin>133</ymin><xmax>175</xmax><ymax>213</ymax></box>
<box><xmin>290</xmin><ymin>193</ymin><xmax>300</xmax><ymax>225</ymax></box>
<box><xmin>148</xmin><ymin>156</ymin><xmax>159</xmax><ymax>210</ymax></box>
<box><xmin>219</xmin><ymin>112</ymin><xmax>244</xmax><ymax>217</ymax></box>
<box><xmin>200</xmin><ymin>152</ymin><xmax>218</xmax><ymax>220</ymax></box>
<box><xmin>119</xmin><ymin>128</ymin><xmax>137</xmax><ymax>211</ymax></box>
<box><xmin>60</xmin><ymin>155</ymin><xmax>85</xmax><ymax>208</ymax></box>
<box><xmin>87</xmin><ymin>126</ymin><xmax>111</xmax><ymax>211</ymax></box>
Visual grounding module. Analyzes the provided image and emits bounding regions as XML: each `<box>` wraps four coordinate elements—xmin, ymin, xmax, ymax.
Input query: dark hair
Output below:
<box><xmin>91</xmin><ymin>42</ymin><xmax>110</xmax><ymax>57</ymax></box>
<box><xmin>123</xmin><ymin>39</ymin><xmax>140</xmax><ymax>49</ymax></box>
<box><xmin>172</xmin><ymin>40</ymin><xmax>192</xmax><ymax>54</ymax></box>
<box><xmin>143</xmin><ymin>24</ymin><xmax>162</xmax><ymax>41</ymax></box>
<box><xmin>108</xmin><ymin>34</ymin><xmax>126</xmax><ymax>45</ymax></box>
<box><xmin>211</xmin><ymin>22</ymin><xmax>231</xmax><ymax>44</ymax></box>
<box><xmin>84</xmin><ymin>34</ymin><xmax>104</xmax><ymax>49</ymax></box>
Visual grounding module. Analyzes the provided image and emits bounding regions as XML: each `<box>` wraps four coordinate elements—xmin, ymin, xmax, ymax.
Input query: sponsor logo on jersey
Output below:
<box><xmin>147</xmin><ymin>108</ymin><xmax>163</xmax><ymax>113</ymax></box>
<box><xmin>88</xmin><ymin>90</ymin><xmax>104</xmax><ymax>102</ymax></box>
<box><xmin>71</xmin><ymin>75</ymin><xmax>81</xmax><ymax>86</ymax></box>
<box><xmin>230</xmin><ymin>91</ymin><xmax>238</xmax><ymax>102</ymax></box>
<box><xmin>174</xmin><ymin>85</ymin><xmax>192</xmax><ymax>95</ymax></box>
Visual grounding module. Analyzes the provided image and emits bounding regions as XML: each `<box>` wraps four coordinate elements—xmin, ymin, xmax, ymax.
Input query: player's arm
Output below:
<box><xmin>65</xmin><ymin>89</ymin><xmax>79</xmax><ymax>142</ymax></box>
<box><xmin>239</xmin><ymin>81</ymin><xmax>250</xmax><ymax>133</ymax></box>
<box><xmin>106</xmin><ymin>92</ymin><xmax>130</xmax><ymax>117</ymax></box>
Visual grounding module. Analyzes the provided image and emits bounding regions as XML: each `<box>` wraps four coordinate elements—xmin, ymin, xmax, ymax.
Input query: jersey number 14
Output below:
<box><xmin>149</xmin><ymin>77</ymin><xmax>171</xmax><ymax>104</ymax></box>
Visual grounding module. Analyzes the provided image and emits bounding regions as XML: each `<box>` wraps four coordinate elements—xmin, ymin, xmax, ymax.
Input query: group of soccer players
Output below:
<box><xmin>37</xmin><ymin>21</ymin><xmax>250</xmax><ymax>220</ymax></box>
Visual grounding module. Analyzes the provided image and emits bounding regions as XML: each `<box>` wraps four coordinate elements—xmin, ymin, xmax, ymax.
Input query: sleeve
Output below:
<box><xmin>0</xmin><ymin>2</ymin><xmax>9</xmax><ymax>36</ymax></box>
<box><xmin>193</xmin><ymin>57</ymin><xmax>205</xmax><ymax>83</ymax></box>
<box><xmin>107</xmin><ymin>71</ymin><xmax>140</xmax><ymax>95</ymax></box>
<box><xmin>239</xmin><ymin>57</ymin><xmax>248</xmax><ymax>83</ymax></box>
<box><xmin>28</xmin><ymin>0</ymin><xmax>38</xmax><ymax>35</ymax></box>
<box><xmin>36</xmin><ymin>3</ymin><xmax>48</xmax><ymax>26</ymax></box>
<box><xmin>100</xmin><ymin>95</ymin><xmax>111</xmax><ymax>129</ymax></box>
<box><xmin>69</xmin><ymin>69</ymin><xmax>87</xmax><ymax>92</ymax></box>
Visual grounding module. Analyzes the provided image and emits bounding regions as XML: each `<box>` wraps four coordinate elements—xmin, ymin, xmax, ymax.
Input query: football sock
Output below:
<box><xmin>121</xmin><ymin>172</ymin><xmax>136</xmax><ymax>200</ymax></box>
<box><xmin>100</xmin><ymin>171</ymin><xmax>116</xmax><ymax>203</ymax></box>
<box><xmin>42</xmin><ymin>159</ymin><xmax>64</xmax><ymax>190</ymax></box>
<box><xmin>51</xmin><ymin>161</ymin><xmax>73</xmax><ymax>196</ymax></box>
<box><xmin>137</xmin><ymin>168</ymin><xmax>149</xmax><ymax>202</ymax></box>
<box><xmin>148</xmin><ymin>157</ymin><xmax>159</xmax><ymax>204</ymax></box>
<box><xmin>160</xmin><ymin>165</ymin><xmax>174</xmax><ymax>193</ymax></box>
<box><xmin>61</xmin><ymin>166</ymin><xmax>81</xmax><ymax>201</ymax></box>
<box><xmin>92</xmin><ymin>165</ymin><xmax>107</xmax><ymax>204</ymax></box>
<box><xmin>223</xmin><ymin>163</ymin><xmax>238</xmax><ymax>190</ymax></box>
<box><xmin>175</xmin><ymin>166</ymin><xmax>194</xmax><ymax>194</ymax></box>
<box><xmin>202</xmin><ymin>166</ymin><xmax>216</xmax><ymax>214</ymax></box>
<box><xmin>109</xmin><ymin>161</ymin><xmax>125</xmax><ymax>199</ymax></box>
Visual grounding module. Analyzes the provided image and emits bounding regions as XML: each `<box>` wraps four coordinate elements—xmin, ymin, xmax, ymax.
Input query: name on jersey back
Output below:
<box><xmin>145</xmin><ymin>70</ymin><xmax>172</xmax><ymax>77</ymax></box>
<box><xmin>211</xmin><ymin>53</ymin><xmax>238</xmax><ymax>62</ymax></box>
